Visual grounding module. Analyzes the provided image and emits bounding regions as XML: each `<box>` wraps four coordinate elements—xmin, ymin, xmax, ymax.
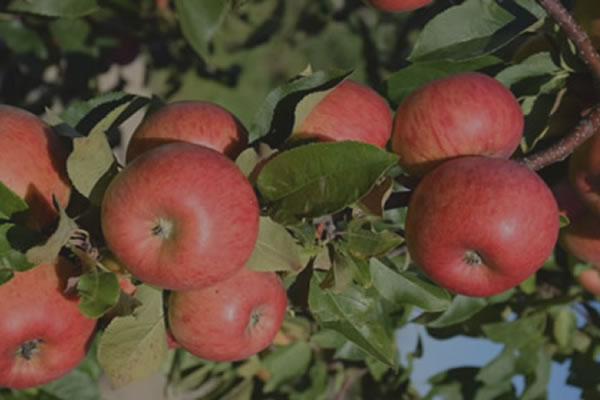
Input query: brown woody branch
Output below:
<box><xmin>521</xmin><ymin>104</ymin><xmax>600</xmax><ymax>170</ymax></box>
<box><xmin>536</xmin><ymin>0</ymin><xmax>600</xmax><ymax>82</ymax></box>
<box><xmin>519</xmin><ymin>0</ymin><xmax>600</xmax><ymax>170</ymax></box>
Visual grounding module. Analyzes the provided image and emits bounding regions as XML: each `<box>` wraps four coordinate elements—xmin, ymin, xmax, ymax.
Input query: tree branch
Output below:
<box><xmin>521</xmin><ymin>104</ymin><xmax>600</xmax><ymax>170</ymax></box>
<box><xmin>518</xmin><ymin>0</ymin><xmax>600</xmax><ymax>170</ymax></box>
<box><xmin>537</xmin><ymin>0</ymin><xmax>600</xmax><ymax>82</ymax></box>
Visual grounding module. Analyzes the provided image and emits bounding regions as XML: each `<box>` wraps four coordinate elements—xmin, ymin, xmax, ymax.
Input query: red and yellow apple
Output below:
<box><xmin>569</xmin><ymin>129</ymin><xmax>600</xmax><ymax>216</ymax></box>
<box><xmin>0</xmin><ymin>259</ymin><xmax>97</xmax><ymax>389</ymax></box>
<box><xmin>391</xmin><ymin>73</ymin><xmax>524</xmax><ymax>176</ymax></box>
<box><xmin>577</xmin><ymin>266</ymin><xmax>600</xmax><ymax>295</ymax></box>
<box><xmin>101</xmin><ymin>142</ymin><xmax>259</xmax><ymax>291</ymax></box>
<box><xmin>405</xmin><ymin>156</ymin><xmax>559</xmax><ymax>297</ymax></box>
<box><xmin>560</xmin><ymin>211</ymin><xmax>600</xmax><ymax>265</ymax></box>
<box><xmin>552</xmin><ymin>178</ymin><xmax>586</xmax><ymax>221</ymax></box>
<box><xmin>126</xmin><ymin>101</ymin><xmax>248</xmax><ymax>163</ymax></box>
<box><xmin>168</xmin><ymin>267</ymin><xmax>287</xmax><ymax>362</ymax></box>
<box><xmin>293</xmin><ymin>80</ymin><xmax>392</xmax><ymax>148</ymax></box>
<box><xmin>363</xmin><ymin>0</ymin><xmax>432</xmax><ymax>12</ymax></box>
<box><xmin>0</xmin><ymin>105</ymin><xmax>71</xmax><ymax>231</ymax></box>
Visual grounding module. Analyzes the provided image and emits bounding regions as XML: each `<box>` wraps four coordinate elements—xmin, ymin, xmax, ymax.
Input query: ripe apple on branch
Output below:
<box><xmin>1</xmin><ymin>0</ymin><xmax>600</xmax><ymax>397</ymax></box>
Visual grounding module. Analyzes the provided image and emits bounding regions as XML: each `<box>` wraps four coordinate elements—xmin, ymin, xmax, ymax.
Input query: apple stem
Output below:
<box><xmin>18</xmin><ymin>338</ymin><xmax>42</xmax><ymax>360</ymax></box>
<box><xmin>152</xmin><ymin>218</ymin><xmax>175</xmax><ymax>240</ymax></box>
<box><xmin>463</xmin><ymin>250</ymin><xmax>484</xmax><ymax>266</ymax></box>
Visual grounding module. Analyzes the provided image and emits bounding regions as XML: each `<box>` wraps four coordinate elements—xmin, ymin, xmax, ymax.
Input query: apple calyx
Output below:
<box><xmin>248</xmin><ymin>307</ymin><xmax>263</xmax><ymax>330</ymax></box>
<box><xmin>463</xmin><ymin>250</ymin><xmax>484</xmax><ymax>266</ymax></box>
<box><xmin>152</xmin><ymin>217</ymin><xmax>175</xmax><ymax>240</ymax></box>
<box><xmin>17</xmin><ymin>338</ymin><xmax>43</xmax><ymax>360</ymax></box>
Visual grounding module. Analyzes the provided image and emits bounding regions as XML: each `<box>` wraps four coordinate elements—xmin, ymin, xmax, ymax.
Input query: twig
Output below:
<box><xmin>536</xmin><ymin>0</ymin><xmax>600</xmax><ymax>82</ymax></box>
<box><xmin>518</xmin><ymin>0</ymin><xmax>600</xmax><ymax>170</ymax></box>
<box><xmin>521</xmin><ymin>104</ymin><xmax>600</xmax><ymax>170</ymax></box>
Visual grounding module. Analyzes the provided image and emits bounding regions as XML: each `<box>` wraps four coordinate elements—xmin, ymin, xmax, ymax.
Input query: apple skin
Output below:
<box><xmin>101</xmin><ymin>142</ymin><xmax>259</xmax><ymax>291</ymax></box>
<box><xmin>552</xmin><ymin>178</ymin><xmax>586</xmax><ymax>221</ymax></box>
<box><xmin>405</xmin><ymin>156</ymin><xmax>559</xmax><ymax>297</ymax></box>
<box><xmin>0</xmin><ymin>105</ymin><xmax>71</xmax><ymax>231</ymax></box>
<box><xmin>294</xmin><ymin>80</ymin><xmax>392</xmax><ymax>148</ymax></box>
<box><xmin>168</xmin><ymin>267</ymin><xmax>287</xmax><ymax>362</ymax></box>
<box><xmin>560</xmin><ymin>211</ymin><xmax>600</xmax><ymax>265</ymax></box>
<box><xmin>0</xmin><ymin>258</ymin><xmax>97</xmax><ymax>389</ymax></box>
<box><xmin>577</xmin><ymin>267</ymin><xmax>600</xmax><ymax>295</ymax></box>
<box><xmin>391</xmin><ymin>73</ymin><xmax>524</xmax><ymax>176</ymax></box>
<box><xmin>364</xmin><ymin>0</ymin><xmax>432</xmax><ymax>12</ymax></box>
<box><xmin>569</xmin><ymin>130</ymin><xmax>600</xmax><ymax>216</ymax></box>
<box><xmin>126</xmin><ymin>101</ymin><xmax>248</xmax><ymax>163</ymax></box>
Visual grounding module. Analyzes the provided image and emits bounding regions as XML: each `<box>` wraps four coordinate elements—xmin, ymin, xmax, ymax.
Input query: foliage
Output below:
<box><xmin>0</xmin><ymin>0</ymin><xmax>599</xmax><ymax>399</ymax></box>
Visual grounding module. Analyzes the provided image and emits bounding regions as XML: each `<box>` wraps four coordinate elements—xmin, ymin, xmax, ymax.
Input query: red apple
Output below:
<box><xmin>551</xmin><ymin>178</ymin><xmax>586</xmax><ymax>221</ymax></box>
<box><xmin>364</xmin><ymin>0</ymin><xmax>432</xmax><ymax>12</ymax></box>
<box><xmin>577</xmin><ymin>266</ymin><xmax>600</xmax><ymax>295</ymax></box>
<box><xmin>126</xmin><ymin>101</ymin><xmax>248</xmax><ymax>163</ymax></box>
<box><xmin>391</xmin><ymin>72</ymin><xmax>524</xmax><ymax>176</ymax></box>
<box><xmin>560</xmin><ymin>211</ymin><xmax>600</xmax><ymax>265</ymax></box>
<box><xmin>569</xmin><ymin>129</ymin><xmax>600</xmax><ymax>215</ymax></box>
<box><xmin>168</xmin><ymin>267</ymin><xmax>287</xmax><ymax>362</ymax></box>
<box><xmin>294</xmin><ymin>80</ymin><xmax>392</xmax><ymax>148</ymax></box>
<box><xmin>0</xmin><ymin>105</ymin><xmax>71</xmax><ymax>231</ymax></box>
<box><xmin>405</xmin><ymin>156</ymin><xmax>559</xmax><ymax>297</ymax></box>
<box><xmin>0</xmin><ymin>258</ymin><xmax>97</xmax><ymax>389</ymax></box>
<box><xmin>101</xmin><ymin>142</ymin><xmax>259</xmax><ymax>291</ymax></box>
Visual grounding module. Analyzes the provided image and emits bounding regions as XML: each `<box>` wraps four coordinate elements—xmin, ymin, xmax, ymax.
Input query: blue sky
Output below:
<box><xmin>395</xmin><ymin>322</ymin><xmax>582</xmax><ymax>398</ymax></box>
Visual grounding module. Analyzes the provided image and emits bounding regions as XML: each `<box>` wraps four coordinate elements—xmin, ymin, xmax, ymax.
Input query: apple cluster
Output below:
<box><xmin>392</xmin><ymin>73</ymin><xmax>560</xmax><ymax>297</ymax></box>
<box><xmin>0</xmin><ymin>105</ymin><xmax>96</xmax><ymax>389</ymax></box>
<box><xmin>101</xmin><ymin>101</ymin><xmax>289</xmax><ymax>362</ymax></box>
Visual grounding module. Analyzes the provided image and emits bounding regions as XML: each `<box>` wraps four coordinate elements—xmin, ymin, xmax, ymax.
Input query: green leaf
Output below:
<box><xmin>249</xmin><ymin>70</ymin><xmax>351</xmax><ymax>145</ymax></box>
<box><xmin>0</xmin><ymin>182</ymin><xmax>28</xmax><ymax>220</ymax></box>
<box><xmin>40</xmin><ymin>368</ymin><xmax>99</xmax><ymax>400</ymax></box>
<box><xmin>308</xmin><ymin>272</ymin><xmax>396</xmax><ymax>366</ymax></box>
<box><xmin>25</xmin><ymin>205</ymin><xmax>78</xmax><ymax>266</ymax></box>
<box><xmin>521</xmin><ymin>348</ymin><xmax>551</xmax><ymax>400</ymax></box>
<box><xmin>482</xmin><ymin>313</ymin><xmax>547</xmax><ymax>348</ymax></box>
<box><xmin>0</xmin><ymin>223</ymin><xmax>39</xmax><ymax>274</ymax></box>
<box><xmin>553</xmin><ymin>308</ymin><xmax>577</xmax><ymax>349</ymax></box>
<box><xmin>476</xmin><ymin>345</ymin><xmax>516</xmax><ymax>385</ymax></box>
<box><xmin>495</xmin><ymin>52</ymin><xmax>562</xmax><ymax>88</ymax></box>
<box><xmin>386</xmin><ymin>56</ymin><xmax>502</xmax><ymax>104</ymax></box>
<box><xmin>174</xmin><ymin>0</ymin><xmax>231</xmax><ymax>58</ymax></box>
<box><xmin>67</xmin><ymin>127</ymin><xmax>116</xmax><ymax>206</ymax></box>
<box><xmin>0</xmin><ymin>20</ymin><xmax>47</xmax><ymax>58</ymax></box>
<box><xmin>245</xmin><ymin>217</ymin><xmax>308</xmax><ymax>273</ymax></box>
<box><xmin>97</xmin><ymin>285</ymin><xmax>168</xmax><ymax>388</ymax></box>
<box><xmin>7</xmin><ymin>0</ymin><xmax>100</xmax><ymax>18</ymax></box>
<box><xmin>409</xmin><ymin>0</ymin><xmax>539</xmax><ymax>62</ymax></box>
<box><xmin>319</xmin><ymin>249</ymin><xmax>353</xmax><ymax>294</ymax></box>
<box><xmin>289</xmin><ymin>361</ymin><xmax>328</xmax><ymax>400</ymax></box>
<box><xmin>426</xmin><ymin>296</ymin><xmax>487</xmax><ymax>328</ymax></box>
<box><xmin>262</xmin><ymin>341</ymin><xmax>312</xmax><ymax>393</ymax></box>
<box><xmin>257</xmin><ymin>142</ymin><xmax>398</xmax><ymax>223</ymax></box>
<box><xmin>77</xmin><ymin>271</ymin><xmax>121</xmax><ymax>318</ymax></box>
<box><xmin>59</xmin><ymin>92</ymin><xmax>149</xmax><ymax>135</ymax></box>
<box><xmin>221</xmin><ymin>378</ymin><xmax>254</xmax><ymax>400</ymax></box>
<box><xmin>49</xmin><ymin>19</ymin><xmax>95</xmax><ymax>56</ymax></box>
<box><xmin>370</xmin><ymin>259</ymin><xmax>451</xmax><ymax>312</ymax></box>
<box><xmin>345</xmin><ymin>224</ymin><xmax>404</xmax><ymax>259</ymax></box>
<box><xmin>338</xmin><ymin>246</ymin><xmax>372</xmax><ymax>287</ymax></box>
